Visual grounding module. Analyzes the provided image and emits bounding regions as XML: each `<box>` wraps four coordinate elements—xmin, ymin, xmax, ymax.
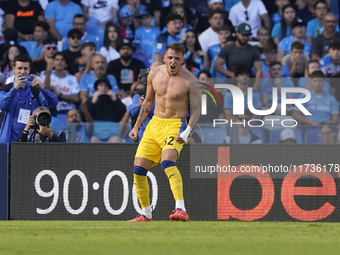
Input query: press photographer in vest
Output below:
<box><xmin>17</xmin><ymin>106</ymin><xmax>66</xmax><ymax>142</ymax></box>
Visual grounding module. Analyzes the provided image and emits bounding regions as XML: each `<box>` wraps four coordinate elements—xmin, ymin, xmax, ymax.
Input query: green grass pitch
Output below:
<box><xmin>0</xmin><ymin>221</ymin><xmax>340</xmax><ymax>255</ymax></box>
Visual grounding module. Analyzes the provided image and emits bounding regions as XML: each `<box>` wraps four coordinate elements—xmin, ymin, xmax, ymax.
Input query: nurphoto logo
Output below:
<box><xmin>198</xmin><ymin>83</ymin><xmax>312</xmax><ymax>128</ymax></box>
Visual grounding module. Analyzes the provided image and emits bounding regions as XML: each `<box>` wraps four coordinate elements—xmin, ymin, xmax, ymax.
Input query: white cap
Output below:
<box><xmin>209</xmin><ymin>0</ymin><xmax>223</xmax><ymax>5</ymax></box>
<box><xmin>280</xmin><ymin>129</ymin><xmax>296</xmax><ymax>142</ymax></box>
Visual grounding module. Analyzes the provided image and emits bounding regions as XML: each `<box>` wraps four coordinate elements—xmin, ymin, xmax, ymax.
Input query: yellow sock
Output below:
<box><xmin>134</xmin><ymin>174</ymin><xmax>150</xmax><ymax>208</ymax></box>
<box><xmin>164</xmin><ymin>166</ymin><xmax>184</xmax><ymax>201</ymax></box>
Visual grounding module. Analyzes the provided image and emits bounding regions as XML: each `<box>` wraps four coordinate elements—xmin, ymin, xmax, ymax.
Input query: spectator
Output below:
<box><xmin>5</xmin><ymin>0</ymin><xmax>44</xmax><ymax>42</ymax></box>
<box><xmin>0</xmin><ymin>46</ymin><xmax>22</xmax><ymax>85</ymax></box>
<box><xmin>271</xmin><ymin>0</ymin><xmax>290</xmax><ymax>24</ymax></box>
<box><xmin>330</xmin><ymin>71</ymin><xmax>340</xmax><ymax>101</ymax></box>
<box><xmin>79</xmin><ymin>54</ymin><xmax>118</xmax><ymax>103</ymax></box>
<box><xmin>0</xmin><ymin>29</ymin><xmax>28</xmax><ymax>62</ymax></box>
<box><xmin>99</xmin><ymin>23</ymin><xmax>122</xmax><ymax>64</ymax></box>
<box><xmin>62</xmin><ymin>28</ymin><xmax>82</xmax><ymax>75</ymax></box>
<box><xmin>61</xmin><ymin>14</ymin><xmax>101</xmax><ymax>51</ymax></box>
<box><xmin>282</xmin><ymin>41</ymin><xmax>310</xmax><ymax>78</ymax></box>
<box><xmin>159</xmin><ymin>0</ymin><xmax>193</xmax><ymax>30</ymax></box>
<box><xmin>42</xmin><ymin>52</ymin><xmax>80</xmax><ymax>121</ymax></box>
<box><xmin>298</xmin><ymin>59</ymin><xmax>330</xmax><ymax>93</ymax></box>
<box><xmin>152</xmin><ymin>13</ymin><xmax>183</xmax><ymax>63</ymax></box>
<box><xmin>0</xmin><ymin>54</ymin><xmax>58</xmax><ymax>143</ymax></box>
<box><xmin>224</xmin><ymin>67</ymin><xmax>261</xmax><ymax>122</ymax></box>
<box><xmin>320</xmin><ymin>40</ymin><xmax>340</xmax><ymax>77</ymax></box>
<box><xmin>278</xmin><ymin>128</ymin><xmax>297</xmax><ymax>144</ymax></box>
<box><xmin>198</xmin><ymin>9</ymin><xmax>224</xmax><ymax>53</ymax></box>
<box><xmin>17</xmin><ymin>106</ymin><xmax>66</xmax><ymax>142</ymax></box>
<box><xmin>134</xmin><ymin>8</ymin><xmax>161</xmax><ymax>68</ymax></box>
<box><xmin>277</xmin><ymin>21</ymin><xmax>311</xmax><ymax>60</ymax></box>
<box><xmin>256</xmin><ymin>27</ymin><xmax>271</xmax><ymax>59</ymax></box>
<box><xmin>118</xmin><ymin>5</ymin><xmax>134</xmax><ymax>40</ymax></box>
<box><xmin>214</xmin><ymin>23</ymin><xmax>262</xmax><ymax>86</ymax></box>
<box><xmin>85</xmin><ymin>76</ymin><xmax>126</xmax><ymax>143</ymax></box>
<box><xmin>311</xmin><ymin>12</ymin><xmax>340</xmax><ymax>60</ymax></box>
<box><xmin>256</xmin><ymin>41</ymin><xmax>290</xmax><ymax>78</ymax></box>
<box><xmin>194</xmin><ymin>0</ymin><xmax>229</xmax><ymax>35</ymax></box>
<box><xmin>209</xmin><ymin>36</ymin><xmax>233</xmax><ymax>79</ymax></box>
<box><xmin>168</xmin><ymin>3</ymin><xmax>192</xmax><ymax>33</ymax></box>
<box><xmin>183</xmin><ymin>30</ymin><xmax>209</xmax><ymax>76</ymax></box>
<box><xmin>19</xmin><ymin>21</ymin><xmax>49</xmax><ymax>61</ymax></box>
<box><xmin>320</xmin><ymin>123</ymin><xmax>338</xmax><ymax>143</ymax></box>
<box><xmin>272</xmin><ymin>5</ymin><xmax>297</xmax><ymax>45</ymax></box>
<box><xmin>229</xmin><ymin>0</ymin><xmax>270</xmax><ymax>39</ymax></box>
<box><xmin>34</xmin><ymin>38</ymin><xmax>58</xmax><ymax>75</ymax></box>
<box><xmin>44</xmin><ymin>0</ymin><xmax>83</xmax><ymax>40</ymax></box>
<box><xmin>297</xmin><ymin>0</ymin><xmax>317</xmax><ymax>23</ymax></box>
<box><xmin>107</xmin><ymin>39</ymin><xmax>146</xmax><ymax>96</ymax></box>
<box><xmin>81</xmin><ymin>0</ymin><xmax>119</xmax><ymax>44</ymax></box>
<box><xmin>259</xmin><ymin>61</ymin><xmax>295</xmax><ymax>114</ymax></box>
<box><xmin>292</xmin><ymin>70</ymin><xmax>339</xmax><ymax>125</ymax></box>
<box><xmin>224</xmin><ymin>113</ymin><xmax>263</xmax><ymax>144</ymax></box>
<box><xmin>198</xmin><ymin>70</ymin><xmax>224</xmax><ymax>120</ymax></box>
<box><xmin>128</xmin><ymin>81</ymin><xmax>154</xmax><ymax>142</ymax></box>
<box><xmin>65</xmin><ymin>108</ymin><xmax>92</xmax><ymax>142</ymax></box>
<box><xmin>122</xmin><ymin>0</ymin><xmax>148</xmax><ymax>30</ymax></box>
<box><xmin>74</xmin><ymin>42</ymin><xmax>97</xmax><ymax>81</ymax></box>
<box><xmin>207</xmin><ymin>24</ymin><xmax>234</xmax><ymax>62</ymax></box>
<box><xmin>306</xmin><ymin>0</ymin><xmax>340</xmax><ymax>42</ymax></box>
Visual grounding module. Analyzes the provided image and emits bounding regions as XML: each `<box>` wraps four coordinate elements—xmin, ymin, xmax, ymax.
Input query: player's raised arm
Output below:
<box><xmin>129</xmin><ymin>69</ymin><xmax>156</xmax><ymax>141</ymax></box>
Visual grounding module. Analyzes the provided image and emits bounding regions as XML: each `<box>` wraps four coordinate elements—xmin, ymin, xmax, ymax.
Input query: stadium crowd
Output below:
<box><xmin>0</xmin><ymin>0</ymin><xmax>340</xmax><ymax>144</ymax></box>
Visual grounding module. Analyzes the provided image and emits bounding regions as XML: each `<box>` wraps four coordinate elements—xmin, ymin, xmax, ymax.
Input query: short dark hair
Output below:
<box><xmin>234</xmin><ymin>66</ymin><xmax>251</xmax><ymax>77</ymax></box>
<box><xmin>329</xmin><ymin>40</ymin><xmax>340</xmax><ymax>50</ymax></box>
<box><xmin>209</xmin><ymin>9</ymin><xmax>223</xmax><ymax>19</ymax></box>
<box><xmin>263</xmin><ymin>41</ymin><xmax>277</xmax><ymax>52</ymax></box>
<box><xmin>73</xmin><ymin>14</ymin><xmax>86</xmax><ymax>20</ymax></box>
<box><xmin>315</xmin><ymin>0</ymin><xmax>328</xmax><ymax>9</ymax></box>
<box><xmin>197</xmin><ymin>70</ymin><xmax>212</xmax><ymax>78</ymax></box>
<box><xmin>67</xmin><ymin>28</ymin><xmax>83</xmax><ymax>38</ymax></box>
<box><xmin>13</xmin><ymin>54</ymin><xmax>32</xmax><ymax>68</ymax></box>
<box><xmin>269</xmin><ymin>61</ymin><xmax>282</xmax><ymax>68</ymax></box>
<box><xmin>80</xmin><ymin>42</ymin><xmax>96</xmax><ymax>51</ymax></box>
<box><xmin>165</xmin><ymin>43</ymin><xmax>185</xmax><ymax>55</ymax></box>
<box><xmin>53</xmin><ymin>52</ymin><xmax>65</xmax><ymax>60</ymax></box>
<box><xmin>291</xmin><ymin>41</ymin><xmax>304</xmax><ymax>51</ymax></box>
<box><xmin>310</xmin><ymin>70</ymin><xmax>325</xmax><ymax>78</ymax></box>
<box><xmin>42</xmin><ymin>38</ymin><xmax>57</xmax><ymax>45</ymax></box>
<box><xmin>165</xmin><ymin>13</ymin><xmax>183</xmax><ymax>24</ymax></box>
<box><xmin>225</xmin><ymin>36</ymin><xmax>236</xmax><ymax>44</ymax></box>
<box><xmin>33</xmin><ymin>21</ymin><xmax>50</xmax><ymax>32</ymax></box>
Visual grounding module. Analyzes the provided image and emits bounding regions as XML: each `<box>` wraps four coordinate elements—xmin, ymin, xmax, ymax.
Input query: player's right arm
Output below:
<box><xmin>129</xmin><ymin>69</ymin><xmax>155</xmax><ymax>141</ymax></box>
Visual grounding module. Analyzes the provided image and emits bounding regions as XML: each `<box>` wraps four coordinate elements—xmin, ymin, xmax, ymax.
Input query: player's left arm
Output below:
<box><xmin>176</xmin><ymin>76</ymin><xmax>201</xmax><ymax>143</ymax></box>
<box><xmin>187</xmin><ymin>77</ymin><xmax>201</xmax><ymax>129</ymax></box>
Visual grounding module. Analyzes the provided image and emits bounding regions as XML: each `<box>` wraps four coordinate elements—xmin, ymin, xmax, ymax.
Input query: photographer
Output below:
<box><xmin>17</xmin><ymin>106</ymin><xmax>66</xmax><ymax>143</ymax></box>
<box><xmin>0</xmin><ymin>54</ymin><xmax>58</xmax><ymax>143</ymax></box>
<box><xmin>127</xmin><ymin>63</ymin><xmax>162</xmax><ymax>142</ymax></box>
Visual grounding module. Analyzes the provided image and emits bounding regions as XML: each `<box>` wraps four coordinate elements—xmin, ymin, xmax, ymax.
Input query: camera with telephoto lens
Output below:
<box><xmin>138</xmin><ymin>69</ymin><xmax>150</xmax><ymax>85</ymax></box>
<box><xmin>19</xmin><ymin>75</ymin><xmax>35</xmax><ymax>85</ymax></box>
<box><xmin>31</xmin><ymin>112</ymin><xmax>52</xmax><ymax>129</ymax></box>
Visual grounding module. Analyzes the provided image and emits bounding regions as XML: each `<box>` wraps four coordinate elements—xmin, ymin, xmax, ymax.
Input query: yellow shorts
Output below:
<box><xmin>135</xmin><ymin>116</ymin><xmax>187</xmax><ymax>166</ymax></box>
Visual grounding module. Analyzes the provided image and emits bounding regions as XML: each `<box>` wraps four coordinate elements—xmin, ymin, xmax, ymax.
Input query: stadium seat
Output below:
<box><xmin>249</xmin><ymin>127</ymin><xmax>266</xmax><ymax>143</ymax></box>
<box><xmin>262</xmin><ymin>115</ymin><xmax>296</xmax><ymax>131</ymax></box>
<box><xmin>201</xmin><ymin>127</ymin><xmax>228</xmax><ymax>144</ymax></box>
<box><xmin>304</xmin><ymin>128</ymin><xmax>323</xmax><ymax>144</ymax></box>
<box><xmin>269</xmin><ymin>128</ymin><xmax>303</xmax><ymax>144</ymax></box>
